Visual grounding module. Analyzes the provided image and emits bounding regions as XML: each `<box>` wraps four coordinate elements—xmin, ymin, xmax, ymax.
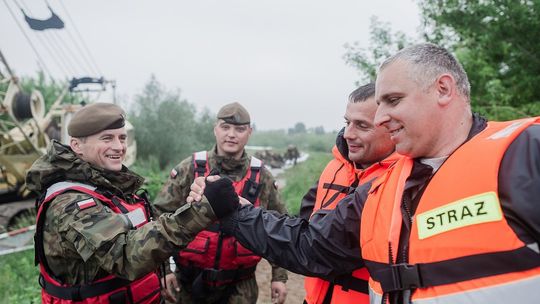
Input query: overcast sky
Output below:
<box><xmin>1</xmin><ymin>0</ymin><xmax>422</xmax><ymax>131</ymax></box>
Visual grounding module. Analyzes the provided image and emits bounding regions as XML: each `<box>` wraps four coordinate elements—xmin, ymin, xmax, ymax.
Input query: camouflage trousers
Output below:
<box><xmin>173</xmin><ymin>275</ymin><xmax>258</xmax><ymax>304</ymax></box>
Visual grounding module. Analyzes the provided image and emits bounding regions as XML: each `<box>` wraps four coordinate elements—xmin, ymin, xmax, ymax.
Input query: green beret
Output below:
<box><xmin>216</xmin><ymin>102</ymin><xmax>250</xmax><ymax>125</ymax></box>
<box><xmin>68</xmin><ymin>103</ymin><xmax>126</xmax><ymax>137</ymax></box>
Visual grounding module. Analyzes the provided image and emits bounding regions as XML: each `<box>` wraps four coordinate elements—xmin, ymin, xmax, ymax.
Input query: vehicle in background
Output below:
<box><xmin>0</xmin><ymin>51</ymin><xmax>135</xmax><ymax>232</ymax></box>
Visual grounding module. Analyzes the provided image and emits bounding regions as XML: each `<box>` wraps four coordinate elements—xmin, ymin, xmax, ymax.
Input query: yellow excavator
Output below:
<box><xmin>0</xmin><ymin>51</ymin><xmax>136</xmax><ymax>232</ymax></box>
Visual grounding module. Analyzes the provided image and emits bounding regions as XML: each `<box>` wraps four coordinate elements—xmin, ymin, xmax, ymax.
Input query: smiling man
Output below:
<box><xmin>26</xmin><ymin>102</ymin><xmax>239</xmax><ymax>304</ymax></box>
<box><xmin>188</xmin><ymin>44</ymin><xmax>540</xmax><ymax>304</ymax></box>
<box><xmin>299</xmin><ymin>83</ymin><xmax>396</xmax><ymax>304</ymax></box>
<box><xmin>154</xmin><ymin>102</ymin><xmax>288</xmax><ymax>304</ymax></box>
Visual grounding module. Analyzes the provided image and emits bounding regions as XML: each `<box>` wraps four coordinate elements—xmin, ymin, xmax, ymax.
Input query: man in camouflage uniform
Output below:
<box><xmin>26</xmin><ymin>103</ymin><xmax>239</xmax><ymax>304</ymax></box>
<box><xmin>154</xmin><ymin>102</ymin><xmax>288</xmax><ymax>304</ymax></box>
<box><xmin>284</xmin><ymin>145</ymin><xmax>300</xmax><ymax>165</ymax></box>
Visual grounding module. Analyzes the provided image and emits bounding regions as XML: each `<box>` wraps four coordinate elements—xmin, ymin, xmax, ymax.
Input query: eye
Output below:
<box><xmin>356</xmin><ymin>122</ymin><xmax>371</xmax><ymax>130</ymax></box>
<box><xmin>235</xmin><ymin>126</ymin><xmax>247</xmax><ymax>133</ymax></box>
<box><xmin>388</xmin><ymin>96</ymin><xmax>402</xmax><ymax>104</ymax></box>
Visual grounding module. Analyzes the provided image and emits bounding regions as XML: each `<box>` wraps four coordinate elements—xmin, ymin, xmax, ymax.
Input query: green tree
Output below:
<box><xmin>343</xmin><ymin>17</ymin><xmax>414</xmax><ymax>84</ymax></box>
<box><xmin>418</xmin><ymin>0</ymin><xmax>540</xmax><ymax>119</ymax></box>
<box><xmin>288</xmin><ymin>122</ymin><xmax>306</xmax><ymax>134</ymax></box>
<box><xmin>130</xmin><ymin>75</ymin><xmax>214</xmax><ymax>169</ymax></box>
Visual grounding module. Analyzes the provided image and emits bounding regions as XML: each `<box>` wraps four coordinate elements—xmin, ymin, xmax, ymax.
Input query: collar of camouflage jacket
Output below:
<box><xmin>209</xmin><ymin>145</ymin><xmax>249</xmax><ymax>178</ymax></box>
<box><xmin>26</xmin><ymin>140</ymin><xmax>144</xmax><ymax>196</ymax></box>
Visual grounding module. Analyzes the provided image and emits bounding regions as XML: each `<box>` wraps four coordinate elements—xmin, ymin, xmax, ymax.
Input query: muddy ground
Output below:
<box><xmin>255</xmin><ymin>259</ymin><xmax>305</xmax><ymax>304</ymax></box>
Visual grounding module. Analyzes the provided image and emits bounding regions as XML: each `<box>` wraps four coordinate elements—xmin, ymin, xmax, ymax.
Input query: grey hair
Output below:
<box><xmin>379</xmin><ymin>43</ymin><xmax>470</xmax><ymax>101</ymax></box>
<box><xmin>348</xmin><ymin>82</ymin><xmax>376</xmax><ymax>103</ymax></box>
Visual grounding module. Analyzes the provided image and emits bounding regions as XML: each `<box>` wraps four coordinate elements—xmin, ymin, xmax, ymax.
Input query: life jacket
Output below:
<box><xmin>304</xmin><ymin>149</ymin><xmax>399</xmax><ymax>304</ymax></box>
<box><xmin>361</xmin><ymin>118</ymin><xmax>540</xmax><ymax>304</ymax></box>
<box><xmin>35</xmin><ymin>181</ymin><xmax>161</xmax><ymax>304</ymax></box>
<box><xmin>177</xmin><ymin>151</ymin><xmax>263</xmax><ymax>286</ymax></box>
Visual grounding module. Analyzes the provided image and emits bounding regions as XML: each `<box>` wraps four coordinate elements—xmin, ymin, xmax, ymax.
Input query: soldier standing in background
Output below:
<box><xmin>154</xmin><ymin>102</ymin><xmax>288</xmax><ymax>304</ymax></box>
<box><xmin>284</xmin><ymin>145</ymin><xmax>300</xmax><ymax>165</ymax></box>
<box><xmin>26</xmin><ymin>103</ymin><xmax>239</xmax><ymax>304</ymax></box>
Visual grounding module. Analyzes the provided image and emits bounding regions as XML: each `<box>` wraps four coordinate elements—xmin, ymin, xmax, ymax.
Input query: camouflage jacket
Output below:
<box><xmin>26</xmin><ymin>141</ymin><xmax>217</xmax><ymax>284</ymax></box>
<box><xmin>154</xmin><ymin>146</ymin><xmax>288</xmax><ymax>282</ymax></box>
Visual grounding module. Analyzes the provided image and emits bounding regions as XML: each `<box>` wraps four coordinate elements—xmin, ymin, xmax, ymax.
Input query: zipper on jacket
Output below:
<box><xmin>401</xmin><ymin>196</ymin><xmax>413</xmax><ymax>264</ymax></box>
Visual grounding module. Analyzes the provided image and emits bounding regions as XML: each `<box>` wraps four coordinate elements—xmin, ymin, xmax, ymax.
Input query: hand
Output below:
<box><xmin>161</xmin><ymin>273</ymin><xmax>180</xmax><ymax>302</ymax></box>
<box><xmin>187</xmin><ymin>175</ymin><xmax>220</xmax><ymax>203</ymax></box>
<box><xmin>271</xmin><ymin>281</ymin><xmax>287</xmax><ymax>304</ymax></box>
<box><xmin>203</xmin><ymin>176</ymin><xmax>239</xmax><ymax>219</ymax></box>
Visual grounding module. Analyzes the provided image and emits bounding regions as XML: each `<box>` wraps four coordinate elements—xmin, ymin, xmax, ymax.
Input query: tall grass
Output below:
<box><xmin>250</xmin><ymin>130</ymin><xmax>336</xmax><ymax>152</ymax></box>
<box><xmin>0</xmin><ymin>249</ymin><xmax>40</xmax><ymax>303</ymax></box>
<box><xmin>280</xmin><ymin>152</ymin><xmax>333</xmax><ymax>215</ymax></box>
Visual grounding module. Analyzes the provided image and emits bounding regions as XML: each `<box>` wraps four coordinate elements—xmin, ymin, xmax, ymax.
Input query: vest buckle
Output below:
<box><xmin>390</xmin><ymin>263</ymin><xmax>423</xmax><ymax>291</ymax></box>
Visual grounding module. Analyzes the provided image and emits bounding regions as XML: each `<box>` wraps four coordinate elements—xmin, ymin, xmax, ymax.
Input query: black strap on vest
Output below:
<box><xmin>194</xmin><ymin>160</ymin><xmax>207</xmax><ymax>177</ymax></box>
<box><xmin>332</xmin><ymin>273</ymin><xmax>369</xmax><ymax>293</ymax></box>
<box><xmin>303</xmin><ymin>274</ymin><xmax>369</xmax><ymax>304</ymax></box>
<box><xmin>241</xmin><ymin>164</ymin><xmax>262</xmax><ymax>204</ymax></box>
<box><xmin>193</xmin><ymin>151</ymin><xmax>209</xmax><ymax>177</ymax></box>
<box><xmin>319</xmin><ymin>162</ymin><xmax>359</xmax><ymax>209</ymax></box>
<box><xmin>320</xmin><ymin>183</ymin><xmax>356</xmax><ymax>209</ymax></box>
<box><xmin>39</xmin><ymin>274</ymin><xmax>132</xmax><ymax>301</ymax></box>
<box><xmin>366</xmin><ymin>245</ymin><xmax>540</xmax><ymax>292</ymax></box>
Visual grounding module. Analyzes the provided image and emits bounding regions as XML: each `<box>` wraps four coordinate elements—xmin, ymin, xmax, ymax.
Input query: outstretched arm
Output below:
<box><xmin>189</xmin><ymin>176</ymin><xmax>370</xmax><ymax>280</ymax></box>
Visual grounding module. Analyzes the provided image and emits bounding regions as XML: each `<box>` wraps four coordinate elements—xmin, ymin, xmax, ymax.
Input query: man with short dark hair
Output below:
<box><xmin>300</xmin><ymin>83</ymin><xmax>396</xmax><ymax>304</ymax></box>
<box><xmin>27</xmin><ymin>102</ymin><xmax>238</xmax><ymax>304</ymax></box>
<box><xmin>154</xmin><ymin>102</ymin><xmax>288</xmax><ymax>304</ymax></box>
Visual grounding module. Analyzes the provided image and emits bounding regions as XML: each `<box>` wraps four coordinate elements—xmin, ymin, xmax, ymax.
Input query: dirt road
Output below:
<box><xmin>255</xmin><ymin>259</ymin><xmax>305</xmax><ymax>304</ymax></box>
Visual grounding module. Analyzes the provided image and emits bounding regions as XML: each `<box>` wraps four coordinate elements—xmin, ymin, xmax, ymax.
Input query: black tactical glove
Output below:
<box><xmin>204</xmin><ymin>177</ymin><xmax>239</xmax><ymax>219</ymax></box>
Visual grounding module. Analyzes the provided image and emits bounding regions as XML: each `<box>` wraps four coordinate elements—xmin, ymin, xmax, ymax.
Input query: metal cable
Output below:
<box><xmin>56</xmin><ymin>0</ymin><xmax>102</xmax><ymax>75</ymax></box>
<box><xmin>16</xmin><ymin>0</ymin><xmax>71</xmax><ymax>78</ymax></box>
<box><xmin>3</xmin><ymin>0</ymin><xmax>53</xmax><ymax>77</ymax></box>
<box><xmin>51</xmin><ymin>30</ymin><xmax>90</xmax><ymax>75</ymax></box>
<box><xmin>19</xmin><ymin>0</ymin><xmax>87</xmax><ymax>76</ymax></box>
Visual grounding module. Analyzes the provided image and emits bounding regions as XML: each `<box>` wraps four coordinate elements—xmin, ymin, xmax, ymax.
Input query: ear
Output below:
<box><xmin>435</xmin><ymin>74</ymin><xmax>455</xmax><ymax>106</ymax></box>
<box><xmin>70</xmin><ymin>138</ymin><xmax>83</xmax><ymax>155</ymax></box>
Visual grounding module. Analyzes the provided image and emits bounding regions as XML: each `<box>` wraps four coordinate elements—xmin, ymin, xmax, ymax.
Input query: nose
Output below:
<box><xmin>343</xmin><ymin>123</ymin><xmax>355</xmax><ymax>140</ymax></box>
<box><xmin>374</xmin><ymin>104</ymin><xmax>390</xmax><ymax>128</ymax></box>
<box><xmin>111</xmin><ymin>137</ymin><xmax>125</xmax><ymax>150</ymax></box>
<box><xmin>226</xmin><ymin>128</ymin><xmax>236</xmax><ymax>138</ymax></box>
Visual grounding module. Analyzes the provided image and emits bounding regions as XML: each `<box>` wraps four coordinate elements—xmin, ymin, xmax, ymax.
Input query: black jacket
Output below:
<box><xmin>221</xmin><ymin>115</ymin><xmax>540</xmax><ymax>280</ymax></box>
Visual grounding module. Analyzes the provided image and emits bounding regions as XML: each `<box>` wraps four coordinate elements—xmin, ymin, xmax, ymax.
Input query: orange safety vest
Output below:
<box><xmin>361</xmin><ymin>118</ymin><xmax>540</xmax><ymax>304</ymax></box>
<box><xmin>304</xmin><ymin>147</ymin><xmax>399</xmax><ymax>304</ymax></box>
<box><xmin>177</xmin><ymin>151</ymin><xmax>263</xmax><ymax>285</ymax></box>
<box><xmin>35</xmin><ymin>181</ymin><xmax>161</xmax><ymax>304</ymax></box>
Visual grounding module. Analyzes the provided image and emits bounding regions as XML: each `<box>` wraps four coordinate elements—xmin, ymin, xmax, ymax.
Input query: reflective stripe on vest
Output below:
<box><xmin>369</xmin><ymin>274</ymin><xmax>540</xmax><ymax>304</ymax></box>
<box><xmin>361</xmin><ymin>118</ymin><xmax>540</xmax><ymax>303</ymax></box>
<box><xmin>304</xmin><ymin>149</ymin><xmax>399</xmax><ymax>304</ymax></box>
<box><xmin>36</xmin><ymin>181</ymin><xmax>161</xmax><ymax>304</ymax></box>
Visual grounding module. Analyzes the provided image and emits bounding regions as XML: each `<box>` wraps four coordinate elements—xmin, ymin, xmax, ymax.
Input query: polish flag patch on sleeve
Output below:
<box><xmin>77</xmin><ymin>198</ymin><xmax>97</xmax><ymax>210</ymax></box>
<box><xmin>170</xmin><ymin>168</ymin><xmax>178</xmax><ymax>179</ymax></box>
